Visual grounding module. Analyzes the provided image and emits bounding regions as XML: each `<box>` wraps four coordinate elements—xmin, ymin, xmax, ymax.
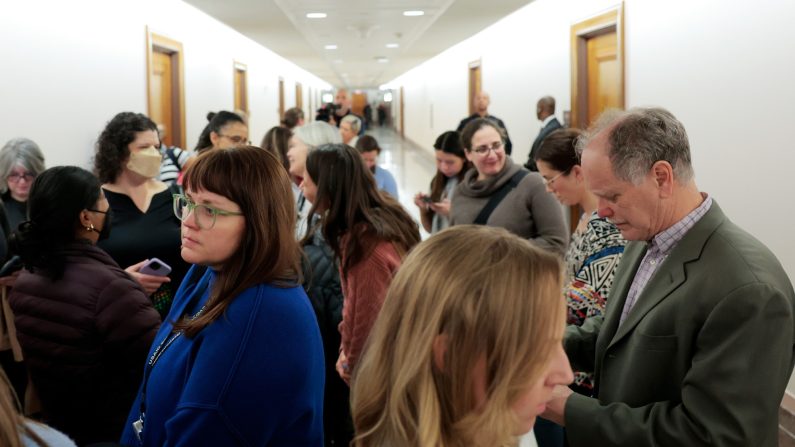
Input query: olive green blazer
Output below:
<box><xmin>564</xmin><ymin>201</ymin><xmax>795</xmax><ymax>446</ymax></box>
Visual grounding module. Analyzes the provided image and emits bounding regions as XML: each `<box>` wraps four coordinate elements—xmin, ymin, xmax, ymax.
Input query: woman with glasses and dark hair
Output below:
<box><xmin>533</xmin><ymin>128</ymin><xmax>626</xmax><ymax>395</ymax></box>
<box><xmin>0</xmin><ymin>138</ymin><xmax>46</xmax><ymax>234</ymax></box>
<box><xmin>450</xmin><ymin>118</ymin><xmax>568</xmax><ymax>256</ymax></box>
<box><xmin>121</xmin><ymin>146</ymin><xmax>324</xmax><ymax>447</ymax></box>
<box><xmin>94</xmin><ymin>112</ymin><xmax>190</xmax><ymax>319</ymax></box>
<box><xmin>194</xmin><ymin>111</ymin><xmax>249</xmax><ymax>154</ymax></box>
<box><xmin>301</xmin><ymin>144</ymin><xmax>420</xmax><ymax>384</ymax></box>
<box><xmin>9</xmin><ymin>166</ymin><xmax>159</xmax><ymax>445</ymax></box>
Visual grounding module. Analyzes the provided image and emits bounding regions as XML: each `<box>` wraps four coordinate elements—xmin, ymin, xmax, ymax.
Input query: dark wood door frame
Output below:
<box><xmin>146</xmin><ymin>27</ymin><xmax>186</xmax><ymax>148</ymax></box>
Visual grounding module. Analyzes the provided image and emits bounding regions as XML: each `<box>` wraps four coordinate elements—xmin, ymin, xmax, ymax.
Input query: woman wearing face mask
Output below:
<box><xmin>9</xmin><ymin>166</ymin><xmax>160</xmax><ymax>445</ymax></box>
<box><xmin>413</xmin><ymin>130</ymin><xmax>470</xmax><ymax>234</ymax></box>
<box><xmin>94</xmin><ymin>112</ymin><xmax>190</xmax><ymax>319</ymax></box>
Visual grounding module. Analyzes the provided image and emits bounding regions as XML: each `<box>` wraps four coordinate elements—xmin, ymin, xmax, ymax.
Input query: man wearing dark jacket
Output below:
<box><xmin>457</xmin><ymin>91</ymin><xmax>513</xmax><ymax>155</ymax></box>
<box><xmin>525</xmin><ymin>95</ymin><xmax>562</xmax><ymax>171</ymax></box>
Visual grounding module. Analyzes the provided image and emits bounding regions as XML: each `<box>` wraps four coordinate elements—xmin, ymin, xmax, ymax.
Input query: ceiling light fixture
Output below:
<box><xmin>386</xmin><ymin>43</ymin><xmax>399</xmax><ymax>48</ymax></box>
<box><xmin>306</xmin><ymin>12</ymin><xmax>327</xmax><ymax>19</ymax></box>
<box><xmin>377</xmin><ymin>57</ymin><xmax>389</xmax><ymax>63</ymax></box>
<box><xmin>403</xmin><ymin>10</ymin><xmax>425</xmax><ymax>16</ymax></box>
<box><xmin>324</xmin><ymin>44</ymin><xmax>338</xmax><ymax>50</ymax></box>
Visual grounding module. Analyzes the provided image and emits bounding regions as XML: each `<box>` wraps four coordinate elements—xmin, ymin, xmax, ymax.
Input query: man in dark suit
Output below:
<box><xmin>457</xmin><ymin>91</ymin><xmax>512</xmax><ymax>155</ymax></box>
<box><xmin>525</xmin><ymin>96</ymin><xmax>562</xmax><ymax>171</ymax></box>
<box><xmin>543</xmin><ymin>107</ymin><xmax>795</xmax><ymax>446</ymax></box>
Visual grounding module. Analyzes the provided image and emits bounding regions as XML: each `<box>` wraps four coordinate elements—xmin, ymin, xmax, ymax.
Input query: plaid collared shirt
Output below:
<box><xmin>618</xmin><ymin>194</ymin><xmax>713</xmax><ymax>326</ymax></box>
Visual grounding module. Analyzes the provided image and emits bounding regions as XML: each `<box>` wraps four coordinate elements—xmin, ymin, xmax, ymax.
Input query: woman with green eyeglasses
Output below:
<box><xmin>121</xmin><ymin>146</ymin><xmax>324</xmax><ymax>447</ymax></box>
<box><xmin>94</xmin><ymin>112</ymin><xmax>191</xmax><ymax>319</ymax></box>
<box><xmin>450</xmin><ymin>118</ymin><xmax>568</xmax><ymax>256</ymax></box>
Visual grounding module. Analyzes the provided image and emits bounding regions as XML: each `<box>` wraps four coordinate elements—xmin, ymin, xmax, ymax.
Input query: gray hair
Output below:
<box><xmin>341</xmin><ymin>115</ymin><xmax>361</xmax><ymax>134</ymax></box>
<box><xmin>577</xmin><ymin>107</ymin><xmax>694</xmax><ymax>184</ymax></box>
<box><xmin>0</xmin><ymin>138</ymin><xmax>46</xmax><ymax>194</ymax></box>
<box><xmin>293</xmin><ymin>121</ymin><xmax>342</xmax><ymax>149</ymax></box>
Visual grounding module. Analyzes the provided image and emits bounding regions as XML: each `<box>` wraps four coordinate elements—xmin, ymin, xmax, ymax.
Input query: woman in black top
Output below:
<box><xmin>94</xmin><ymin>112</ymin><xmax>189</xmax><ymax>318</ymax></box>
<box><xmin>0</xmin><ymin>138</ymin><xmax>46</xmax><ymax>240</ymax></box>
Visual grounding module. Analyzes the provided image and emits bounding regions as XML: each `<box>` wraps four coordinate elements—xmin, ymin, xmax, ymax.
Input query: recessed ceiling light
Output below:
<box><xmin>324</xmin><ymin>44</ymin><xmax>338</xmax><ymax>50</ymax></box>
<box><xmin>403</xmin><ymin>10</ymin><xmax>425</xmax><ymax>16</ymax></box>
<box><xmin>377</xmin><ymin>57</ymin><xmax>389</xmax><ymax>63</ymax></box>
<box><xmin>386</xmin><ymin>43</ymin><xmax>399</xmax><ymax>48</ymax></box>
<box><xmin>306</xmin><ymin>12</ymin><xmax>327</xmax><ymax>19</ymax></box>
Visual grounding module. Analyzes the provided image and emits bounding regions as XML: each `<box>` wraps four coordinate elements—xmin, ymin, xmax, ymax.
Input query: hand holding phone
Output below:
<box><xmin>421</xmin><ymin>195</ymin><xmax>433</xmax><ymax>203</ymax></box>
<box><xmin>139</xmin><ymin>258</ymin><xmax>172</xmax><ymax>277</ymax></box>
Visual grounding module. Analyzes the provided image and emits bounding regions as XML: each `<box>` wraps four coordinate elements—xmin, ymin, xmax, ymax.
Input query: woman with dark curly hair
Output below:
<box><xmin>94</xmin><ymin>112</ymin><xmax>190</xmax><ymax>318</ymax></box>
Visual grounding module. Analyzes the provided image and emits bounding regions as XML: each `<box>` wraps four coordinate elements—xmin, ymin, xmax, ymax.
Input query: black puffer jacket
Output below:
<box><xmin>302</xmin><ymin>227</ymin><xmax>354</xmax><ymax>445</ymax></box>
<box><xmin>9</xmin><ymin>241</ymin><xmax>160</xmax><ymax>445</ymax></box>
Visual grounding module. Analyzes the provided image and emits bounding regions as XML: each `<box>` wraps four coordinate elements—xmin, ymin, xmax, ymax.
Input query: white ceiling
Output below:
<box><xmin>183</xmin><ymin>0</ymin><xmax>533</xmax><ymax>89</ymax></box>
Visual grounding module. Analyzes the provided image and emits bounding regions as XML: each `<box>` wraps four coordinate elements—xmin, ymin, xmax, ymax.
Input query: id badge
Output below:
<box><xmin>133</xmin><ymin>418</ymin><xmax>144</xmax><ymax>441</ymax></box>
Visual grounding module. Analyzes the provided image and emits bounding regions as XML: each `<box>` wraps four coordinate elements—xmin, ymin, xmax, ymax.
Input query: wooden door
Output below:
<box><xmin>147</xmin><ymin>30</ymin><xmax>185</xmax><ymax>148</ymax></box>
<box><xmin>150</xmin><ymin>51</ymin><xmax>173</xmax><ymax>147</ymax></box>
<box><xmin>295</xmin><ymin>82</ymin><xmax>303</xmax><ymax>108</ymax></box>
<box><xmin>278</xmin><ymin>78</ymin><xmax>285</xmax><ymax>120</ymax></box>
<box><xmin>570</xmin><ymin>5</ymin><xmax>624</xmax><ymax>130</ymax></box>
<box><xmin>351</xmin><ymin>93</ymin><xmax>367</xmax><ymax>116</ymax></box>
<box><xmin>234</xmin><ymin>63</ymin><xmax>248</xmax><ymax>113</ymax></box>
<box><xmin>400</xmin><ymin>86</ymin><xmax>405</xmax><ymax>138</ymax></box>
<box><xmin>468</xmin><ymin>62</ymin><xmax>482</xmax><ymax>115</ymax></box>
<box><xmin>586</xmin><ymin>32</ymin><xmax>620</xmax><ymax>125</ymax></box>
<box><xmin>569</xmin><ymin>4</ymin><xmax>624</xmax><ymax>232</ymax></box>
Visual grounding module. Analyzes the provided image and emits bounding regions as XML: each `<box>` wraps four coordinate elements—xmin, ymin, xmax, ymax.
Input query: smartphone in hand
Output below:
<box><xmin>139</xmin><ymin>258</ymin><xmax>172</xmax><ymax>277</ymax></box>
<box><xmin>421</xmin><ymin>195</ymin><xmax>433</xmax><ymax>203</ymax></box>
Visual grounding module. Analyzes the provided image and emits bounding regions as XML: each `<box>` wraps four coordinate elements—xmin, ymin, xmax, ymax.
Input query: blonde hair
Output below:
<box><xmin>0</xmin><ymin>369</ymin><xmax>47</xmax><ymax>447</ymax></box>
<box><xmin>351</xmin><ymin>225</ymin><xmax>565</xmax><ymax>447</ymax></box>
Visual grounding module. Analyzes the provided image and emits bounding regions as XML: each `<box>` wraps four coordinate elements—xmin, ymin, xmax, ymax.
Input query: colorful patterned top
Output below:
<box><xmin>564</xmin><ymin>212</ymin><xmax>627</xmax><ymax>391</ymax></box>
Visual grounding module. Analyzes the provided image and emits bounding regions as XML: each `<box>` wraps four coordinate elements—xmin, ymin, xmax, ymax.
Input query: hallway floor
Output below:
<box><xmin>364</xmin><ymin>125</ymin><xmax>436</xmax><ymax>238</ymax></box>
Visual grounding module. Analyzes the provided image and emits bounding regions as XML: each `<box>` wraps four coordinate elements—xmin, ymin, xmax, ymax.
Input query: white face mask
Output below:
<box><xmin>127</xmin><ymin>147</ymin><xmax>162</xmax><ymax>178</ymax></box>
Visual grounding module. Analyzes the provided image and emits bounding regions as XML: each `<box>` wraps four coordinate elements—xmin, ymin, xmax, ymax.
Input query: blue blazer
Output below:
<box><xmin>121</xmin><ymin>266</ymin><xmax>325</xmax><ymax>446</ymax></box>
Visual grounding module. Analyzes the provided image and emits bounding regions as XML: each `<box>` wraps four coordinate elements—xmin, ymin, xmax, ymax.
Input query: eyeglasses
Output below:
<box><xmin>86</xmin><ymin>208</ymin><xmax>108</xmax><ymax>214</ymax></box>
<box><xmin>543</xmin><ymin>169</ymin><xmax>571</xmax><ymax>187</ymax></box>
<box><xmin>471</xmin><ymin>141</ymin><xmax>504</xmax><ymax>156</ymax></box>
<box><xmin>7</xmin><ymin>172</ymin><xmax>35</xmax><ymax>183</ymax></box>
<box><xmin>217</xmin><ymin>134</ymin><xmax>251</xmax><ymax>145</ymax></box>
<box><xmin>173</xmin><ymin>194</ymin><xmax>243</xmax><ymax>230</ymax></box>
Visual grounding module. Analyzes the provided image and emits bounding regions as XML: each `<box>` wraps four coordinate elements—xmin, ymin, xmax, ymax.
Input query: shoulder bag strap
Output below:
<box><xmin>473</xmin><ymin>170</ymin><xmax>529</xmax><ymax>225</ymax></box>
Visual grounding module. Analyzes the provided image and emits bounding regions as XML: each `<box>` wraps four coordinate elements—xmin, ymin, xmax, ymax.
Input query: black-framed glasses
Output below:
<box><xmin>7</xmin><ymin>172</ymin><xmax>35</xmax><ymax>183</ymax></box>
<box><xmin>471</xmin><ymin>141</ymin><xmax>504</xmax><ymax>156</ymax></box>
<box><xmin>217</xmin><ymin>134</ymin><xmax>251</xmax><ymax>145</ymax></box>
<box><xmin>86</xmin><ymin>209</ymin><xmax>108</xmax><ymax>214</ymax></box>
<box><xmin>172</xmin><ymin>194</ymin><xmax>243</xmax><ymax>230</ymax></box>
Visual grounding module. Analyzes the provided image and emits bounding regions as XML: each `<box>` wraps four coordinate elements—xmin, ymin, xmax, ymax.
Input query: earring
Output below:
<box><xmin>86</xmin><ymin>223</ymin><xmax>94</xmax><ymax>232</ymax></box>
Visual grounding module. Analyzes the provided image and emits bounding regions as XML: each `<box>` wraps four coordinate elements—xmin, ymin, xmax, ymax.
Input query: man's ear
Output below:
<box><xmin>432</xmin><ymin>334</ymin><xmax>448</xmax><ymax>371</ymax></box>
<box><xmin>651</xmin><ymin>160</ymin><xmax>674</xmax><ymax>198</ymax></box>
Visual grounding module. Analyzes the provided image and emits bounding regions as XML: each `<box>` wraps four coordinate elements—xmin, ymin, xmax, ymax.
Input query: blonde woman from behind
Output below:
<box><xmin>351</xmin><ymin>225</ymin><xmax>573</xmax><ymax>447</ymax></box>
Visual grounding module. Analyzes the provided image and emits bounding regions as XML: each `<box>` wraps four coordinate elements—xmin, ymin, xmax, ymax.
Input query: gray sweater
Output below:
<box><xmin>450</xmin><ymin>158</ymin><xmax>568</xmax><ymax>256</ymax></box>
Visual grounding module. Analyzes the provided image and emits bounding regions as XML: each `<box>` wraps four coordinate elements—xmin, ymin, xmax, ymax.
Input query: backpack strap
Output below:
<box><xmin>165</xmin><ymin>147</ymin><xmax>181</xmax><ymax>170</ymax></box>
<box><xmin>473</xmin><ymin>170</ymin><xmax>529</xmax><ymax>225</ymax></box>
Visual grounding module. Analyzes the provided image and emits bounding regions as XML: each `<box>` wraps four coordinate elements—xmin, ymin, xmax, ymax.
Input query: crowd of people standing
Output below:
<box><xmin>0</xmin><ymin>92</ymin><xmax>792</xmax><ymax>447</ymax></box>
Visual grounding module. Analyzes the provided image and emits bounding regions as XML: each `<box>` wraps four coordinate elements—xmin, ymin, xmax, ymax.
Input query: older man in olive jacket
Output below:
<box><xmin>543</xmin><ymin>107</ymin><xmax>795</xmax><ymax>446</ymax></box>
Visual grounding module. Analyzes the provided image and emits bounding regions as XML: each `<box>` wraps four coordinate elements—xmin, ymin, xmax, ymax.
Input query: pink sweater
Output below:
<box><xmin>338</xmin><ymin>239</ymin><xmax>402</xmax><ymax>374</ymax></box>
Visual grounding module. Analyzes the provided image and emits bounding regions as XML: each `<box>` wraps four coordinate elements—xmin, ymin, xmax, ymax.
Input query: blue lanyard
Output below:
<box><xmin>136</xmin><ymin>272</ymin><xmax>210</xmax><ymax>432</ymax></box>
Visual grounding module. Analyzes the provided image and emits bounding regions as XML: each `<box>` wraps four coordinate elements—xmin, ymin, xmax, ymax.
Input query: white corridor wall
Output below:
<box><xmin>390</xmin><ymin>0</ymin><xmax>795</xmax><ymax>284</ymax></box>
<box><xmin>0</xmin><ymin>0</ymin><xmax>330</xmax><ymax>169</ymax></box>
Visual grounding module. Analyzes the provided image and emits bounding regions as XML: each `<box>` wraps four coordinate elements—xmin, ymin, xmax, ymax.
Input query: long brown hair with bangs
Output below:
<box><xmin>174</xmin><ymin>146</ymin><xmax>301</xmax><ymax>337</ymax></box>
<box><xmin>304</xmin><ymin>144</ymin><xmax>420</xmax><ymax>274</ymax></box>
